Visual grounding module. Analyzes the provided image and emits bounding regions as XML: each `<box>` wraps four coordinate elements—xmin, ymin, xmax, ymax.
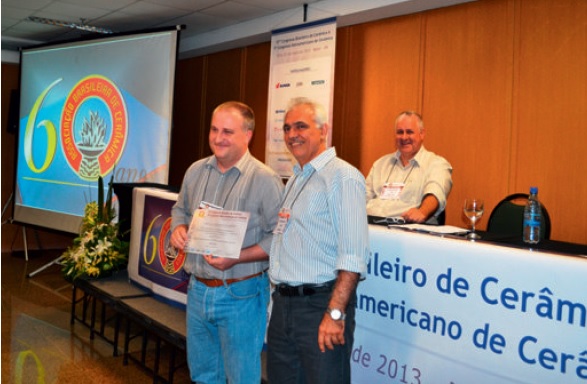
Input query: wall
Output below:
<box><xmin>332</xmin><ymin>0</ymin><xmax>586</xmax><ymax>244</ymax></box>
<box><xmin>2</xmin><ymin>0</ymin><xmax>586</xmax><ymax>251</ymax></box>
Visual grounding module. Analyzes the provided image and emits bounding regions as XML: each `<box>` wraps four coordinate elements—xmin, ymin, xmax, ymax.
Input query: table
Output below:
<box><xmin>70</xmin><ymin>271</ymin><xmax>187</xmax><ymax>383</ymax></box>
<box><xmin>352</xmin><ymin>225</ymin><xmax>587</xmax><ymax>384</ymax></box>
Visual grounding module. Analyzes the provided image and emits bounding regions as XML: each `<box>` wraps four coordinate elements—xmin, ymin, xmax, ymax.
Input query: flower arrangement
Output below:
<box><xmin>61</xmin><ymin>175</ymin><xmax>129</xmax><ymax>280</ymax></box>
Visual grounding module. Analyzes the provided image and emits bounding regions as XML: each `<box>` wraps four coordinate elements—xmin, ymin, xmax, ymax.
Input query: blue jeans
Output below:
<box><xmin>186</xmin><ymin>273</ymin><xmax>269</xmax><ymax>384</ymax></box>
<box><xmin>267</xmin><ymin>289</ymin><xmax>357</xmax><ymax>384</ymax></box>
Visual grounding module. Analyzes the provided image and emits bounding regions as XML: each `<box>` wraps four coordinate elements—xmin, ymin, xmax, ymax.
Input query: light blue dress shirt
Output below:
<box><xmin>269</xmin><ymin>147</ymin><xmax>370</xmax><ymax>286</ymax></box>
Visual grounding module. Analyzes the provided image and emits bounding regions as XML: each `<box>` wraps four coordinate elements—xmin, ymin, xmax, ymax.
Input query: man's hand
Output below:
<box><xmin>203</xmin><ymin>254</ymin><xmax>239</xmax><ymax>271</ymax></box>
<box><xmin>402</xmin><ymin>207</ymin><xmax>427</xmax><ymax>223</ymax></box>
<box><xmin>317</xmin><ymin>271</ymin><xmax>358</xmax><ymax>352</ymax></box>
<box><xmin>170</xmin><ymin>224</ymin><xmax>188</xmax><ymax>250</ymax></box>
<box><xmin>402</xmin><ymin>194</ymin><xmax>440</xmax><ymax>223</ymax></box>
<box><xmin>318</xmin><ymin>314</ymin><xmax>345</xmax><ymax>352</ymax></box>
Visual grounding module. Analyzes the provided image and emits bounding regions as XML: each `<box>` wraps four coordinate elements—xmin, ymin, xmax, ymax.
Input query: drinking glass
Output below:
<box><xmin>463</xmin><ymin>198</ymin><xmax>484</xmax><ymax>240</ymax></box>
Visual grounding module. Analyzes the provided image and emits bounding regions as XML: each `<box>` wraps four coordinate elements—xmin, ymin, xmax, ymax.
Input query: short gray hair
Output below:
<box><xmin>286</xmin><ymin>97</ymin><xmax>327</xmax><ymax>129</ymax></box>
<box><xmin>395</xmin><ymin>110</ymin><xmax>424</xmax><ymax>132</ymax></box>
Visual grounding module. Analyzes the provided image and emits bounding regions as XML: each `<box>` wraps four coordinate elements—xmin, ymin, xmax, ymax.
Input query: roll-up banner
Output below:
<box><xmin>265</xmin><ymin>17</ymin><xmax>337</xmax><ymax>178</ymax></box>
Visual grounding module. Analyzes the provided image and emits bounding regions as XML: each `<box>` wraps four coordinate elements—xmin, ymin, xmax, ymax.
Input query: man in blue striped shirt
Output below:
<box><xmin>268</xmin><ymin>97</ymin><xmax>370</xmax><ymax>383</ymax></box>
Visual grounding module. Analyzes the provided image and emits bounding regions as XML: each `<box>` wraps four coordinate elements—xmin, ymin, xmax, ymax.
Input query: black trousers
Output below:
<box><xmin>267</xmin><ymin>288</ymin><xmax>357</xmax><ymax>384</ymax></box>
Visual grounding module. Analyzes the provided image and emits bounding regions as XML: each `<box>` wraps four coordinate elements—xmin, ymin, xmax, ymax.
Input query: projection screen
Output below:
<box><xmin>14</xmin><ymin>27</ymin><xmax>180</xmax><ymax>234</ymax></box>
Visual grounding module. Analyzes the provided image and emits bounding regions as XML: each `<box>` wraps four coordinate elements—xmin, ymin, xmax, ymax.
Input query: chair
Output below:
<box><xmin>487</xmin><ymin>193</ymin><xmax>551</xmax><ymax>240</ymax></box>
<box><xmin>436</xmin><ymin>210</ymin><xmax>446</xmax><ymax>226</ymax></box>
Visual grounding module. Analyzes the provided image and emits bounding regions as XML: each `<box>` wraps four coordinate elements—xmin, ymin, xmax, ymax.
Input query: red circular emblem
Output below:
<box><xmin>60</xmin><ymin>75</ymin><xmax>127</xmax><ymax>180</ymax></box>
<box><xmin>158</xmin><ymin>217</ymin><xmax>186</xmax><ymax>274</ymax></box>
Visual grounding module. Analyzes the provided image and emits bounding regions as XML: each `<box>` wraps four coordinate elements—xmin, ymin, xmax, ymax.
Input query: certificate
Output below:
<box><xmin>185</xmin><ymin>209</ymin><xmax>250</xmax><ymax>259</ymax></box>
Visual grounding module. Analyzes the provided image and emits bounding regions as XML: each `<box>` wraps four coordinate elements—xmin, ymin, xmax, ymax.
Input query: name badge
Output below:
<box><xmin>380</xmin><ymin>182</ymin><xmax>404</xmax><ymax>200</ymax></box>
<box><xmin>273</xmin><ymin>208</ymin><xmax>291</xmax><ymax>234</ymax></box>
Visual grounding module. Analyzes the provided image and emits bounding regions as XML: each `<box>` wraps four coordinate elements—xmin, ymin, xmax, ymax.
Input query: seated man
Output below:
<box><xmin>366</xmin><ymin>111</ymin><xmax>452</xmax><ymax>224</ymax></box>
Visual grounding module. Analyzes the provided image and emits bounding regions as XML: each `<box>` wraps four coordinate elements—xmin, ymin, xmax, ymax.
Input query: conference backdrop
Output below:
<box><xmin>265</xmin><ymin>18</ymin><xmax>337</xmax><ymax>178</ymax></box>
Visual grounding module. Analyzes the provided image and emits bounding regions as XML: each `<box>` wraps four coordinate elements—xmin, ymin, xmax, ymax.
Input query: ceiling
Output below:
<box><xmin>2</xmin><ymin>0</ymin><xmax>473</xmax><ymax>62</ymax></box>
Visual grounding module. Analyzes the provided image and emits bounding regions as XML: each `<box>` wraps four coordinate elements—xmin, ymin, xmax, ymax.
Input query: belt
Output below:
<box><xmin>276</xmin><ymin>281</ymin><xmax>335</xmax><ymax>297</ymax></box>
<box><xmin>195</xmin><ymin>271</ymin><xmax>264</xmax><ymax>288</ymax></box>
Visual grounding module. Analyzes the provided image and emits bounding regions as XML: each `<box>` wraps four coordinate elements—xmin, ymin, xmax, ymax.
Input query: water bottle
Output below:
<box><xmin>523</xmin><ymin>187</ymin><xmax>542</xmax><ymax>244</ymax></box>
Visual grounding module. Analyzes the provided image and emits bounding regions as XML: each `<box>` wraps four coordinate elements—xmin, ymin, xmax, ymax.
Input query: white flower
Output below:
<box><xmin>84</xmin><ymin>229</ymin><xmax>95</xmax><ymax>242</ymax></box>
<box><xmin>72</xmin><ymin>247</ymin><xmax>85</xmax><ymax>262</ymax></box>
<box><xmin>61</xmin><ymin>196</ymin><xmax>128</xmax><ymax>280</ymax></box>
<box><xmin>95</xmin><ymin>238</ymin><xmax>112</xmax><ymax>255</ymax></box>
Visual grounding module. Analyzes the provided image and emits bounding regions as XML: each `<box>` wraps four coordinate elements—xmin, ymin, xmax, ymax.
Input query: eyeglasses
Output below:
<box><xmin>373</xmin><ymin>216</ymin><xmax>406</xmax><ymax>225</ymax></box>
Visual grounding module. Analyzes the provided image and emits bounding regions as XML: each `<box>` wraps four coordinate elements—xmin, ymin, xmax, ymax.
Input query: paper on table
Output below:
<box><xmin>185</xmin><ymin>209</ymin><xmax>250</xmax><ymax>259</ymax></box>
<box><xmin>398</xmin><ymin>224</ymin><xmax>469</xmax><ymax>235</ymax></box>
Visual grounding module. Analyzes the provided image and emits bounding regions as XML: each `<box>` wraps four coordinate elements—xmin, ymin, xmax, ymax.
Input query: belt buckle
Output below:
<box><xmin>301</xmin><ymin>286</ymin><xmax>315</xmax><ymax>296</ymax></box>
<box><xmin>297</xmin><ymin>285</ymin><xmax>306</xmax><ymax>296</ymax></box>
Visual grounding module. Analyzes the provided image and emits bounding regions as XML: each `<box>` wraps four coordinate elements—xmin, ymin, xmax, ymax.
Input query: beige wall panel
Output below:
<box><xmin>513</xmin><ymin>0</ymin><xmax>587</xmax><ymax>243</ymax></box>
<box><xmin>423</xmin><ymin>0</ymin><xmax>515</xmax><ymax>229</ymax></box>
<box><xmin>341</xmin><ymin>16</ymin><xmax>424</xmax><ymax>175</ymax></box>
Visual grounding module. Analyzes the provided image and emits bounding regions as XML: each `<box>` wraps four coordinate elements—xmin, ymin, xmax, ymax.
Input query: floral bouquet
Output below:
<box><xmin>61</xmin><ymin>175</ymin><xmax>129</xmax><ymax>280</ymax></box>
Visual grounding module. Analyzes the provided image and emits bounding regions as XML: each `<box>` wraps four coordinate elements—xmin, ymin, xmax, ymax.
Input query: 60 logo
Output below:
<box><xmin>24</xmin><ymin>76</ymin><xmax>128</xmax><ymax>180</ymax></box>
<box><xmin>142</xmin><ymin>214</ymin><xmax>185</xmax><ymax>274</ymax></box>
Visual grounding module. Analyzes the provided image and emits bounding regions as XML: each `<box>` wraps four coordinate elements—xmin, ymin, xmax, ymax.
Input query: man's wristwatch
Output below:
<box><xmin>326</xmin><ymin>308</ymin><xmax>346</xmax><ymax>321</ymax></box>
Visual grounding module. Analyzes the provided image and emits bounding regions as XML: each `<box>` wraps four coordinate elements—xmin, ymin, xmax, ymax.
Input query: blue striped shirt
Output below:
<box><xmin>269</xmin><ymin>147</ymin><xmax>370</xmax><ymax>286</ymax></box>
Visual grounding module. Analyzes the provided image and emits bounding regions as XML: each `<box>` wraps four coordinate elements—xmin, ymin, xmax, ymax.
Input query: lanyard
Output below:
<box><xmin>385</xmin><ymin>160</ymin><xmax>415</xmax><ymax>184</ymax></box>
<box><xmin>282</xmin><ymin>169</ymin><xmax>316</xmax><ymax>210</ymax></box>
<box><xmin>202</xmin><ymin>166</ymin><xmax>241</xmax><ymax>209</ymax></box>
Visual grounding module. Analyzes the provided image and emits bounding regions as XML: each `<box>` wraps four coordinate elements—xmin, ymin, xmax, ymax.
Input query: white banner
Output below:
<box><xmin>353</xmin><ymin>226</ymin><xmax>587</xmax><ymax>384</ymax></box>
<box><xmin>266</xmin><ymin>18</ymin><xmax>337</xmax><ymax>178</ymax></box>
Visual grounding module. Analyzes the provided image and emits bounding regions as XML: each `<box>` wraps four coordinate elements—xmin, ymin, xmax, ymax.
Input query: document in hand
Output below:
<box><xmin>185</xmin><ymin>209</ymin><xmax>250</xmax><ymax>258</ymax></box>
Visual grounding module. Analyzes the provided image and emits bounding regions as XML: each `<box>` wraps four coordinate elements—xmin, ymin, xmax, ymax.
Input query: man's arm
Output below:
<box><xmin>318</xmin><ymin>270</ymin><xmax>360</xmax><ymax>352</ymax></box>
<box><xmin>365</xmin><ymin>165</ymin><xmax>377</xmax><ymax>200</ymax></box>
<box><xmin>402</xmin><ymin>193</ymin><xmax>439</xmax><ymax>223</ymax></box>
<box><xmin>317</xmin><ymin>166</ymin><xmax>369</xmax><ymax>351</ymax></box>
<box><xmin>402</xmin><ymin>154</ymin><xmax>452</xmax><ymax>223</ymax></box>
